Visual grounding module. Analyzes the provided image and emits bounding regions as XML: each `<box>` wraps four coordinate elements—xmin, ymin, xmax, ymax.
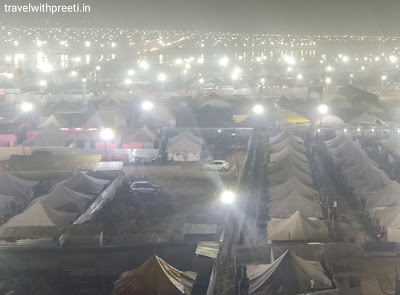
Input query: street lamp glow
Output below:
<box><xmin>253</xmin><ymin>104</ymin><xmax>264</xmax><ymax>114</ymax></box>
<box><xmin>82</xmin><ymin>78</ymin><xmax>87</xmax><ymax>83</ymax></box>
<box><xmin>326</xmin><ymin>66</ymin><xmax>333</xmax><ymax>72</ymax></box>
<box><xmin>296</xmin><ymin>74</ymin><xmax>303</xmax><ymax>80</ymax></box>
<box><xmin>219</xmin><ymin>56</ymin><xmax>229</xmax><ymax>67</ymax></box>
<box><xmin>284</xmin><ymin>55</ymin><xmax>296</xmax><ymax>65</ymax></box>
<box><xmin>39</xmin><ymin>80</ymin><xmax>47</xmax><ymax>87</ymax></box>
<box><xmin>342</xmin><ymin>56</ymin><xmax>349</xmax><ymax>63</ymax></box>
<box><xmin>127</xmin><ymin>69</ymin><xmax>135</xmax><ymax>76</ymax></box>
<box><xmin>382</xmin><ymin>75</ymin><xmax>388</xmax><ymax>81</ymax></box>
<box><xmin>70</xmin><ymin>70</ymin><xmax>78</xmax><ymax>77</ymax></box>
<box><xmin>100</xmin><ymin>128</ymin><xmax>114</xmax><ymax>141</ymax></box>
<box><xmin>158</xmin><ymin>73</ymin><xmax>167</xmax><ymax>81</ymax></box>
<box><xmin>5</xmin><ymin>73</ymin><xmax>13</xmax><ymax>79</ymax></box>
<box><xmin>111</xmin><ymin>42</ymin><xmax>116</xmax><ymax>48</ymax></box>
<box><xmin>325</xmin><ymin>77</ymin><xmax>332</xmax><ymax>84</ymax></box>
<box><xmin>13</xmin><ymin>40</ymin><xmax>18</xmax><ymax>46</ymax></box>
<box><xmin>124</xmin><ymin>78</ymin><xmax>132</xmax><ymax>85</ymax></box>
<box><xmin>38</xmin><ymin>62</ymin><xmax>53</xmax><ymax>73</ymax></box>
<box><xmin>357</xmin><ymin>128</ymin><xmax>361</xmax><ymax>132</ymax></box>
<box><xmin>260</xmin><ymin>78</ymin><xmax>266</xmax><ymax>83</ymax></box>
<box><xmin>85</xmin><ymin>41</ymin><xmax>91</xmax><ymax>47</ymax></box>
<box><xmin>139</xmin><ymin>60</ymin><xmax>149</xmax><ymax>70</ymax></box>
<box><xmin>221</xmin><ymin>191</ymin><xmax>235</xmax><ymax>204</ymax></box>
<box><xmin>185</xmin><ymin>64</ymin><xmax>191</xmax><ymax>69</ymax></box>
<box><xmin>231</xmin><ymin>73</ymin><xmax>239</xmax><ymax>80</ymax></box>
<box><xmin>96</xmin><ymin>66</ymin><xmax>101</xmax><ymax>71</ymax></box>
<box><xmin>233</xmin><ymin>67</ymin><xmax>241</xmax><ymax>75</ymax></box>
<box><xmin>142</xmin><ymin>100</ymin><xmax>153</xmax><ymax>111</ymax></box>
<box><xmin>390</xmin><ymin>55</ymin><xmax>398</xmax><ymax>63</ymax></box>
<box><xmin>199</xmin><ymin>78</ymin><xmax>205</xmax><ymax>84</ymax></box>
<box><xmin>318</xmin><ymin>104</ymin><xmax>328</xmax><ymax>114</ymax></box>
<box><xmin>175</xmin><ymin>58</ymin><xmax>183</xmax><ymax>65</ymax></box>
<box><xmin>287</xmin><ymin>67</ymin><xmax>293</xmax><ymax>72</ymax></box>
<box><xmin>344</xmin><ymin>128</ymin><xmax>348</xmax><ymax>133</ymax></box>
<box><xmin>21</xmin><ymin>102</ymin><xmax>33</xmax><ymax>112</ymax></box>
<box><xmin>197</xmin><ymin>57</ymin><xmax>204</xmax><ymax>64</ymax></box>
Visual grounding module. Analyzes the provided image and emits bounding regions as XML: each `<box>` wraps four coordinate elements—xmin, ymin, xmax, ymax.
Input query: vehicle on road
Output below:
<box><xmin>130</xmin><ymin>181</ymin><xmax>162</xmax><ymax>196</ymax></box>
<box><xmin>203</xmin><ymin>160</ymin><xmax>230</xmax><ymax>171</ymax></box>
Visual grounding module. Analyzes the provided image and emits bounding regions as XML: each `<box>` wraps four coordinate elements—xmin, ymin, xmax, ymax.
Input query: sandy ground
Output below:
<box><xmin>122</xmin><ymin>164</ymin><xmax>238</xmax><ymax>233</ymax></box>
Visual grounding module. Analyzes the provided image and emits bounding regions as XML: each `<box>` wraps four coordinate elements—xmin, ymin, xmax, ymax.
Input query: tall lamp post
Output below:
<box><xmin>100</xmin><ymin>128</ymin><xmax>114</xmax><ymax>161</ymax></box>
<box><xmin>158</xmin><ymin>73</ymin><xmax>167</xmax><ymax>99</ymax></box>
<box><xmin>318</xmin><ymin>104</ymin><xmax>328</xmax><ymax>131</ymax></box>
<box><xmin>381</xmin><ymin>75</ymin><xmax>387</xmax><ymax>92</ymax></box>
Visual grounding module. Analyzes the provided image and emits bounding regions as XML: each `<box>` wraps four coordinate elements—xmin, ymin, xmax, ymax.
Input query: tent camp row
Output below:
<box><xmin>0</xmin><ymin>171</ymin><xmax>109</xmax><ymax>235</ymax></box>
<box><xmin>267</xmin><ymin>130</ymin><xmax>328</xmax><ymax>242</ymax></box>
<box><xmin>324</xmin><ymin>134</ymin><xmax>400</xmax><ymax>241</ymax></box>
<box><xmin>166</xmin><ymin>130</ymin><xmax>204</xmax><ymax>162</ymax></box>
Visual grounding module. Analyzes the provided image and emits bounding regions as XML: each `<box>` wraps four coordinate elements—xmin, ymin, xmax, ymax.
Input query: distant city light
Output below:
<box><xmin>39</xmin><ymin>80</ymin><xmax>47</xmax><ymax>87</ymax></box>
<box><xmin>253</xmin><ymin>104</ymin><xmax>264</xmax><ymax>114</ymax></box>
<box><xmin>142</xmin><ymin>100</ymin><xmax>153</xmax><ymax>111</ymax></box>
<box><xmin>100</xmin><ymin>128</ymin><xmax>114</xmax><ymax>141</ymax></box>
<box><xmin>21</xmin><ymin>102</ymin><xmax>33</xmax><ymax>112</ymax></box>
<box><xmin>158</xmin><ymin>73</ymin><xmax>167</xmax><ymax>81</ymax></box>
<box><xmin>219</xmin><ymin>56</ymin><xmax>229</xmax><ymax>67</ymax></box>
<box><xmin>318</xmin><ymin>104</ymin><xmax>328</xmax><ymax>114</ymax></box>
<box><xmin>140</xmin><ymin>60</ymin><xmax>149</xmax><ymax>70</ymax></box>
<box><xmin>127</xmin><ymin>69</ymin><xmax>135</xmax><ymax>76</ymax></box>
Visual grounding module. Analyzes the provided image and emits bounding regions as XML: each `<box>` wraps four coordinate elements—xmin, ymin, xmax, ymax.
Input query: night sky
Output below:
<box><xmin>2</xmin><ymin>0</ymin><xmax>400</xmax><ymax>34</ymax></box>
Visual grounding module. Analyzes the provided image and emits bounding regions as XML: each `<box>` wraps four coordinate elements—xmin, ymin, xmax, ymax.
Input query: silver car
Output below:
<box><xmin>203</xmin><ymin>160</ymin><xmax>230</xmax><ymax>171</ymax></box>
<box><xmin>130</xmin><ymin>181</ymin><xmax>161</xmax><ymax>196</ymax></box>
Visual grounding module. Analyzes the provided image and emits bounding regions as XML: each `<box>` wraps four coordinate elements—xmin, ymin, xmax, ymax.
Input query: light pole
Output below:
<box><xmin>100</xmin><ymin>128</ymin><xmax>114</xmax><ymax>161</ymax></box>
<box><xmin>253</xmin><ymin>104</ymin><xmax>264</xmax><ymax>114</ymax></box>
<box><xmin>318</xmin><ymin>104</ymin><xmax>328</xmax><ymax>130</ymax></box>
<box><xmin>95</xmin><ymin>66</ymin><xmax>101</xmax><ymax>94</ymax></box>
<box><xmin>381</xmin><ymin>75</ymin><xmax>387</xmax><ymax>92</ymax></box>
<box><xmin>158</xmin><ymin>73</ymin><xmax>167</xmax><ymax>98</ymax></box>
<box><xmin>39</xmin><ymin>80</ymin><xmax>47</xmax><ymax>102</ymax></box>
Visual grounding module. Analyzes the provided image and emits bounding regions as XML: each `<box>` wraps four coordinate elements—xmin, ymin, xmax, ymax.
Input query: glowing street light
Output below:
<box><xmin>197</xmin><ymin>57</ymin><xmax>204</xmax><ymax>64</ymax></box>
<box><xmin>233</xmin><ymin>67</ymin><xmax>241</xmax><ymax>75</ymax></box>
<box><xmin>219</xmin><ymin>56</ymin><xmax>229</xmax><ymax>67</ymax></box>
<box><xmin>127</xmin><ymin>69</ymin><xmax>135</xmax><ymax>76</ymax></box>
<box><xmin>390</xmin><ymin>55</ymin><xmax>398</xmax><ymax>63</ymax></box>
<box><xmin>13</xmin><ymin>40</ymin><xmax>18</xmax><ymax>46</ymax></box>
<box><xmin>158</xmin><ymin>73</ymin><xmax>167</xmax><ymax>81</ymax></box>
<box><xmin>125</xmin><ymin>78</ymin><xmax>132</xmax><ymax>85</ymax></box>
<box><xmin>325</xmin><ymin>77</ymin><xmax>332</xmax><ymax>84</ymax></box>
<box><xmin>21</xmin><ymin>102</ymin><xmax>33</xmax><ymax>112</ymax></box>
<box><xmin>175</xmin><ymin>58</ymin><xmax>183</xmax><ymax>65</ymax></box>
<box><xmin>142</xmin><ymin>100</ymin><xmax>153</xmax><ymax>111</ymax></box>
<box><xmin>39</xmin><ymin>80</ymin><xmax>47</xmax><ymax>87</ymax></box>
<box><xmin>85</xmin><ymin>41</ymin><xmax>91</xmax><ymax>47</ymax></box>
<box><xmin>382</xmin><ymin>75</ymin><xmax>388</xmax><ymax>81</ymax></box>
<box><xmin>139</xmin><ymin>60</ymin><xmax>149</xmax><ymax>70</ymax></box>
<box><xmin>326</xmin><ymin>66</ymin><xmax>333</xmax><ymax>72</ymax></box>
<box><xmin>231</xmin><ymin>73</ymin><xmax>239</xmax><ymax>80</ymax></box>
<box><xmin>318</xmin><ymin>104</ymin><xmax>328</xmax><ymax>114</ymax></box>
<box><xmin>260</xmin><ymin>78</ymin><xmax>266</xmax><ymax>83</ymax></box>
<box><xmin>253</xmin><ymin>104</ymin><xmax>264</xmax><ymax>114</ymax></box>
<box><xmin>199</xmin><ymin>78</ymin><xmax>205</xmax><ymax>84</ymax></box>
<box><xmin>342</xmin><ymin>56</ymin><xmax>349</xmax><ymax>63</ymax></box>
<box><xmin>284</xmin><ymin>55</ymin><xmax>296</xmax><ymax>65</ymax></box>
<box><xmin>296</xmin><ymin>74</ymin><xmax>303</xmax><ymax>80</ymax></box>
<box><xmin>70</xmin><ymin>70</ymin><xmax>78</xmax><ymax>77</ymax></box>
<box><xmin>100</xmin><ymin>128</ymin><xmax>114</xmax><ymax>141</ymax></box>
<box><xmin>221</xmin><ymin>190</ymin><xmax>235</xmax><ymax>204</ymax></box>
<box><xmin>95</xmin><ymin>66</ymin><xmax>101</xmax><ymax>71</ymax></box>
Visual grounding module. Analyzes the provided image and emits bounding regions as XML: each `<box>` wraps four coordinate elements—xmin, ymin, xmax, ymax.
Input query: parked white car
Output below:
<box><xmin>203</xmin><ymin>160</ymin><xmax>230</xmax><ymax>171</ymax></box>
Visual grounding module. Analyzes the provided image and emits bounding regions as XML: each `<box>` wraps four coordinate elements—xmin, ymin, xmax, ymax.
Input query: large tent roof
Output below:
<box><xmin>268</xmin><ymin>177</ymin><xmax>318</xmax><ymax>202</ymax></box>
<box><xmin>268</xmin><ymin>192</ymin><xmax>323</xmax><ymax>218</ymax></box>
<box><xmin>22</xmin><ymin>127</ymin><xmax>70</xmax><ymax>147</ymax></box>
<box><xmin>349</xmin><ymin>112</ymin><xmax>386</xmax><ymax>125</ymax></box>
<box><xmin>270</xmin><ymin>145</ymin><xmax>308</xmax><ymax>164</ymax></box>
<box><xmin>372</xmin><ymin>205</ymin><xmax>400</xmax><ymax>228</ymax></box>
<box><xmin>0</xmin><ymin>172</ymin><xmax>38</xmax><ymax>197</ymax></box>
<box><xmin>246</xmin><ymin>250</ymin><xmax>332</xmax><ymax>294</ymax></box>
<box><xmin>267</xmin><ymin>211</ymin><xmax>328</xmax><ymax>241</ymax></box>
<box><xmin>268</xmin><ymin>156</ymin><xmax>310</xmax><ymax>175</ymax></box>
<box><xmin>125</xmin><ymin>126</ymin><xmax>157</xmax><ymax>143</ymax></box>
<box><xmin>380</xmin><ymin>134</ymin><xmax>400</xmax><ymax>157</ymax></box>
<box><xmin>363</xmin><ymin>181</ymin><xmax>400</xmax><ymax>209</ymax></box>
<box><xmin>269</xmin><ymin>137</ymin><xmax>306</xmax><ymax>154</ymax></box>
<box><xmin>269</xmin><ymin>130</ymin><xmax>303</xmax><ymax>145</ymax></box>
<box><xmin>58</xmin><ymin>171</ymin><xmax>109</xmax><ymax>195</ymax></box>
<box><xmin>325</xmin><ymin>134</ymin><xmax>350</xmax><ymax>150</ymax></box>
<box><xmin>112</xmin><ymin>255</ymin><xmax>197</xmax><ymax>295</ymax></box>
<box><xmin>85</xmin><ymin>110</ymin><xmax>127</xmax><ymax>129</ymax></box>
<box><xmin>3</xmin><ymin>201</ymin><xmax>76</xmax><ymax>227</ymax></box>
<box><xmin>33</xmin><ymin>185</ymin><xmax>93</xmax><ymax>212</ymax></box>
<box><xmin>268</xmin><ymin>168</ymin><xmax>313</xmax><ymax>187</ymax></box>
<box><xmin>166</xmin><ymin>130</ymin><xmax>204</xmax><ymax>154</ymax></box>
<box><xmin>39</xmin><ymin>114</ymin><xmax>67</xmax><ymax>129</ymax></box>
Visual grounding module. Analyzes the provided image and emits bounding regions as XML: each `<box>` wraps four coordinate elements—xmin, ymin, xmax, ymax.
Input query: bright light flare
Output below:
<box><xmin>21</xmin><ymin>102</ymin><xmax>33</xmax><ymax>112</ymax></box>
<box><xmin>100</xmin><ymin>128</ymin><xmax>114</xmax><ymax>141</ymax></box>
<box><xmin>318</xmin><ymin>104</ymin><xmax>328</xmax><ymax>114</ymax></box>
<box><xmin>221</xmin><ymin>191</ymin><xmax>235</xmax><ymax>204</ymax></box>
<box><xmin>142</xmin><ymin>100</ymin><xmax>153</xmax><ymax>111</ymax></box>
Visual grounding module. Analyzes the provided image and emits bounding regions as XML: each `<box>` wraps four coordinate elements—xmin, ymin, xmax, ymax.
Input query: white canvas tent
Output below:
<box><xmin>166</xmin><ymin>130</ymin><xmax>204</xmax><ymax>161</ymax></box>
<box><xmin>246</xmin><ymin>250</ymin><xmax>332</xmax><ymax>294</ymax></box>
<box><xmin>0</xmin><ymin>172</ymin><xmax>38</xmax><ymax>197</ymax></box>
<box><xmin>269</xmin><ymin>137</ymin><xmax>306</xmax><ymax>154</ymax></box>
<box><xmin>2</xmin><ymin>201</ymin><xmax>76</xmax><ymax>227</ymax></box>
<box><xmin>268</xmin><ymin>177</ymin><xmax>318</xmax><ymax>202</ymax></box>
<box><xmin>113</xmin><ymin>255</ymin><xmax>197</xmax><ymax>295</ymax></box>
<box><xmin>349</xmin><ymin>112</ymin><xmax>386</xmax><ymax>125</ymax></box>
<box><xmin>270</xmin><ymin>145</ymin><xmax>308</xmax><ymax>164</ymax></box>
<box><xmin>33</xmin><ymin>185</ymin><xmax>93</xmax><ymax>212</ymax></box>
<box><xmin>268</xmin><ymin>191</ymin><xmax>323</xmax><ymax>218</ymax></box>
<box><xmin>57</xmin><ymin>171</ymin><xmax>109</xmax><ymax>195</ymax></box>
<box><xmin>267</xmin><ymin>211</ymin><xmax>329</xmax><ymax>241</ymax></box>
<box><xmin>268</xmin><ymin>168</ymin><xmax>313</xmax><ymax>187</ymax></box>
<box><xmin>269</xmin><ymin>130</ymin><xmax>303</xmax><ymax>145</ymax></box>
